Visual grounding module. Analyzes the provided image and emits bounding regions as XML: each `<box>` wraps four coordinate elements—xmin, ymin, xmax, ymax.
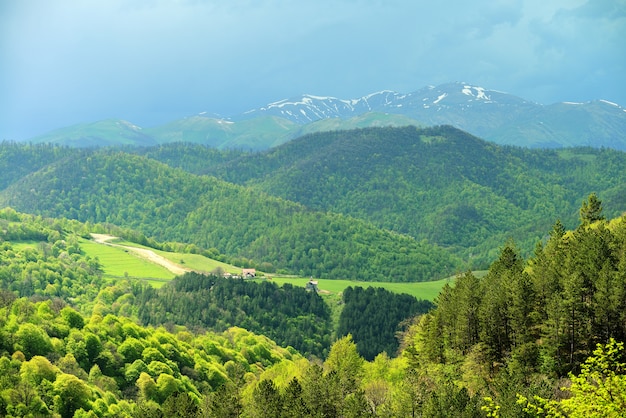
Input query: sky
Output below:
<box><xmin>1</xmin><ymin>0</ymin><xmax>625</xmax><ymax>140</ymax></box>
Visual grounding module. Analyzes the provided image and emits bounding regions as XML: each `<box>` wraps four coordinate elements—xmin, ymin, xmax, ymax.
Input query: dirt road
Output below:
<box><xmin>90</xmin><ymin>233</ymin><xmax>191</xmax><ymax>276</ymax></box>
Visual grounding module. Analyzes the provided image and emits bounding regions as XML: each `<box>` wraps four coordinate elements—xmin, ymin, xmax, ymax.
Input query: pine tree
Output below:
<box><xmin>579</xmin><ymin>192</ymin><xmax>604</xmax><ymax>226</ymax></box>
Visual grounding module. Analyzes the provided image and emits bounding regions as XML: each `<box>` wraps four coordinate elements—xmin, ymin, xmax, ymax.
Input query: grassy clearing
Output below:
<box><xmin>112</xmin><ymin>240</ymin><xmax>242</xmax><ymax>275</ymax></box>
<box><xmin>79</xmin><ymin>236</ymin><xmax>484</xmax><ymax>298</ymax></box>
<box><xmin>154</xmin><ymin>249</ymin><xmax>241</xmax><ymax>275</ymax></box>
<box><xmin>263</xmin><ymin>271</ymin><xmax>488</xmax><ymax>301</ymax></box>
<box><xmin>79</xmin><ymin>238</ymin><xmax>175</xmax><ymax>281</ymax></box>
<box><xmin>259</xmin><ymin>276</ymin><xmax>452</xmax><ymax>301</ymax></box>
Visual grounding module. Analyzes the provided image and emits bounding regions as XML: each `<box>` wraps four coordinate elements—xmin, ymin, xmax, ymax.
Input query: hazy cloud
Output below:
<box><xmin>1</xmin><ymin>0</ymin><xmax>624</xmax><ymax>139</ymax></box>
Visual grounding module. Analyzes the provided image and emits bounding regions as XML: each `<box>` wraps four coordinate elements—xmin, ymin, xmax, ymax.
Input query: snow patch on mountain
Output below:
<box><xmin>600</xmin><ymin>99</ymin><xmax>620</xmax><ymax>107</ymax></box>
<box><xmin>462</xmin><ymin>85</ymin><xmax>491</xmax><ymax>101</ymax></box>
<box><xmin>433</xmin><ymin>93</ymin><xmax>447</xmax><ymax>104</ymax></box>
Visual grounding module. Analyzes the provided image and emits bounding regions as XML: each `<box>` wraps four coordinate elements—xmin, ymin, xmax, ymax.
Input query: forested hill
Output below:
<box><xmin>0</xmin><ymin>142</ymin><xmax>77</xmax><ymax>190</ymax></box>
<box><xmin>0</xmin><ymin>149</ymin><xmax>458</xmax><ymax>281</ymax></box>
<box><xmin>3</xmin><ymin>125</ymin><xmax>626</xmax><ymax>274</ymax></box>
<box><xmin>192</xmin><ymin>125</ymin><xmax>626</xmax><ymax>265</ymax></box>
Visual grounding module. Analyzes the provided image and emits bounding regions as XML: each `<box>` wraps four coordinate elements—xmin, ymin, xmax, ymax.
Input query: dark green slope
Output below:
<box><xmin>0</xmin><ymin>141</ymin><xmax>76</xmax><ymax>189</ymax></box>
<box><xmin>0</xmin><ymin>149</ymin><xmax>460</xmax><ymax>281</ymax></box>
<box><xmin>198</xmin><ymin>126</ymin><xmax>626</xmax><ymax>266</ymax></box>
<box><xmin>132</xmin><ymin>142</ymin><xmax>248</xmax><ymax>175</ymax></box>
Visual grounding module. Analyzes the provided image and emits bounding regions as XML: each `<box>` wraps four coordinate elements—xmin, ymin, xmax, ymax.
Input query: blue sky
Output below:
<box><xmin>1</xmin><ymin>0</ymin><xmax>625</xmax><ymax>140</ymax></box>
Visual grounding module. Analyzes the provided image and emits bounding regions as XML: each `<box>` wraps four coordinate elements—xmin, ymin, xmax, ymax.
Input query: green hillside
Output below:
<box><xmin>27</xmin><ymin>119</ymin><xmax>157</xmax><ymax>148</ymax></box>
<box><xmin>25</xmin><ymin>113</ymin><xmax>421</xmax><ymax>150</ymax></box>
<box><xmin>79</xmin><ymin>238</ymin><xmax>175</xmax><ymax>284</ymax></box>
<box><xmin>199</xmin><ymin>125</ymin><xmax>626</xmax><ymax>266</ymax></box>
<box><xmin>4</xmin><ymin>125</ymin><xmax>626</xmax><ymax>274</ymax></box>
<box><xmin>0</xmin><ymin>141</ymin><xmax>75</xmax><ymax>189</ymax></box>
<box><xmin>0</xmin><ymin>149</ymin><xmax>459</xmax><ymax>281</ymax></box>
<box><xmin>2</xmin><ymin>191</ymin><xmax>626</xmax><ymax>416</ymax></box>
<box><xmin>144</xmin><ymin>115</ymin><xmax>299</xmax><ymax>150</ymax></box>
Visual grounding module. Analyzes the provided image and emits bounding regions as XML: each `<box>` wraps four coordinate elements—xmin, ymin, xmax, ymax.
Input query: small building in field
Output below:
<box><xmin>242</xmin><ymin>268</ymin><xmax>256</xmax><ymax>278</ymax></box>
<box><xmin>305</xmin><ymin>280</ymin><xmax>319</xmax><ymax>292</ymax></box>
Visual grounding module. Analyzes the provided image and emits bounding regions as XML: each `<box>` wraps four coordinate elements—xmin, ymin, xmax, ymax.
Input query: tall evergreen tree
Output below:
<box><xmin>579</xmin><ymin>192</ymin><xmax>604</xmax><ymax>226</ymax></box>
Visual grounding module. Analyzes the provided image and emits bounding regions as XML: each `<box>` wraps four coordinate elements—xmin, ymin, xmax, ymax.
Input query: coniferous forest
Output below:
<box><xmin>1</xmin><ymin>127</ymin><xmax>626</xmax><ymax>417</ymax></box>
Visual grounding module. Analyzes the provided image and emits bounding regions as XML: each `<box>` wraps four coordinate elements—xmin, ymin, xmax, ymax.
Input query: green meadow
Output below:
<box><xmin>78</xmin><ymin>238</ymin><xmax>175</xmax><ymax>287</ymax></box>
<box><xmin>260</xmin><ymin>276</ymin><xmax>451</xmax><ymax>301</ymax></box>
<box><xmin>144</xmin><ymin>247</ymin><xmax>241</xmax><ymax>274</ymax></box>
<box><xmin>77</xmin><ymin>236</ymin><xmax>464</xmax><ymax>299</ymax></box>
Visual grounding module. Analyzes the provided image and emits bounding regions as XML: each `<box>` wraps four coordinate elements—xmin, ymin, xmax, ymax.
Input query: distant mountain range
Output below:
<box><xmin>25</xmin><ymin>82</ymin><xmax>626</xmax><ymax>150</ymax></box>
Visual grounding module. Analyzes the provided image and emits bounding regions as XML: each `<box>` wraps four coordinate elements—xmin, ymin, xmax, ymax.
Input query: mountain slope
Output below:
<box><xmin>200</xmin><ymin>125</ymin><xmax>626</xmax><ymax>266</ymax></box>
<box><xmin>144</xmin><ymin>115</ymin><xmax>299</xmax><ymax>150</ymax></box>
<box><xmin>238</xmin><ymin>82</ymin><xmax>626</xmax><ymax>150</ymax></box>
<box><xmin>0</xmin><ymin>148</ymin><xmax>460</xmax><ymax>281</ymax></box>
<box><xmin>27</xmin><ymin>119</ymin><xmax>157</xmax><ymax>147</ymax></box>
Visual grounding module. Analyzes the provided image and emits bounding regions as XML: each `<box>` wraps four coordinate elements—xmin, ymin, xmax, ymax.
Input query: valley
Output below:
<box><xmin>1</xmin><ymin>120</ymin><xmax>626</xmax><ymax>416</ymax></box>
<box><xmin>83</xmin><ymin>232</ymin><xmax>449</xmax><ymax>299</ymax></box>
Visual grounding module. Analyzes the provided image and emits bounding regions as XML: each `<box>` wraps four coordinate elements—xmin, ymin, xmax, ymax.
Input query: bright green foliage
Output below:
<box><xmin>0</xmin><ymin>296</ymin><xmax>299</xmax><ymax>417</ymax></box>
<box><xmin>579</xmin><ymin>192</ymin><xmax>604</xmax><ymax>225</ymax></box>
<box><xmin>53</xmin><ymin>373</ymin><xmax>92</xmax><ymax>417</ymax></box>
<box><xmin>325</xmin><ymin>335</ymin><xmax>365</xmax><ymax>397</ymax></box>
<box><xmin>518</xmin><ymin>339</ymin><xmax>626</xmax><ymax>417</ymax></box>
<box><xmin>13</xmin><ymin>323</ymin><xmax>53</xmax><ymax>359</ymax></box>
<box><xmin>0</xmin><ymin>210</ymin><xmax>104</xmax><ymax>310</ymax></box>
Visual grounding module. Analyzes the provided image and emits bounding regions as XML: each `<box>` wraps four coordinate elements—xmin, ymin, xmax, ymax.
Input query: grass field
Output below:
<box><xmin>11</xmin><ymin>241</ymin><xmax>39</xmax><ymax>251</ymax></box>
<box><xmin>147</xmin><ymin>247</ymin><xmax>241</xmax><ymax>275</ymax></box>
<box><xmin>79</xmin><ymin>238</ymin><xmax>175</xmax><ymax>286</ymax></box>
<box><xmin>259</xmin><ymin>276</ymin><xmax>452</xmax><ymax>301</ymax></box>
<box><xmin>8</xmin><ymin>234</ymin><xmax>479</xmax><ymax>300</ymax></box>
<box><xmin>78</xmin><ymin>236</ymin><xmax>476</xmax><ymax>299</ymax></box>
<box><xmin>109</xmin><ymin>239</ymin><xmax>242</xmax><ymax>274</ymax></box>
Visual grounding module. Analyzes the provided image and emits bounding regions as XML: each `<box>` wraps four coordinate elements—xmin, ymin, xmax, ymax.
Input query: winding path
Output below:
<box><xmin>90</xmin><ymin>233</ymin><xmax>191</xmax><ymax>276</ymax></box>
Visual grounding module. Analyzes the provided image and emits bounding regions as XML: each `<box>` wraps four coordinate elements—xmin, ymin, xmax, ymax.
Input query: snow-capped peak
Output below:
<box><xmin>236</xmin><ymin>82</ymin><xmax>535</xmax><ymax>124</ymax></box>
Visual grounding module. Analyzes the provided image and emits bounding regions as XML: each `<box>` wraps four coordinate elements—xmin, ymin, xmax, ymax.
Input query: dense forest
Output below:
<box><xmin>0</xmin><ymin>146</ymin><xmax>459</xmax><ymax>281</ymax></box>
<box><xmin>2</xmin><ymin>198</ymin><xmax>626</xmax><ymax>416</ymax></box>
<box><xmin>133</xmin><ymin>272</ymin><xmax>334</xmax><ymax>359</ymax></box>
<box><xmin>337</xmin><ymin>286</ymin><xmax>433</xmax><ymax>361</ymax></box>
<box><xmin>2</xmin><ymin>127</ymin><xmax>626</xmax><ymax>416</ymax></box>
<box><xmin>161</xmin><ymin>126</ymin><xmax>626</xmax><ymax>265</ymax></box>
<box><xmin>3</xmin><ymin>130</ymin><xmax>626</xmax><ymax>277</ymax></box>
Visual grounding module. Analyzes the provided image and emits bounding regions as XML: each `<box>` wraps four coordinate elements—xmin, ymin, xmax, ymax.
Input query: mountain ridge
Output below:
<box><xmin>22</xmin><ymin>82</ymin><xmax>626</xmax><ymax>150</ymax></box>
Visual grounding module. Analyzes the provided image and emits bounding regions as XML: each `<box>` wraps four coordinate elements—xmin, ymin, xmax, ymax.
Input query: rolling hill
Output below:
<box><xmin>4</xmin><ymin>125</ymin><xmax>626</xmax><ymax>272</ymax></box>
<box><xmin>27</xmin><ymin>119</ymin><xmax>157</xmax><ymax>147</ymax></box>
<box><xmin>0</xmin><ymin>148</ymin><xmax>459</xmax><ymax>281</ymax></box>
<box><xmin>195</xmin><ymin>125</ymin><xmax>626</xmax><ymax>265</ymax></box>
